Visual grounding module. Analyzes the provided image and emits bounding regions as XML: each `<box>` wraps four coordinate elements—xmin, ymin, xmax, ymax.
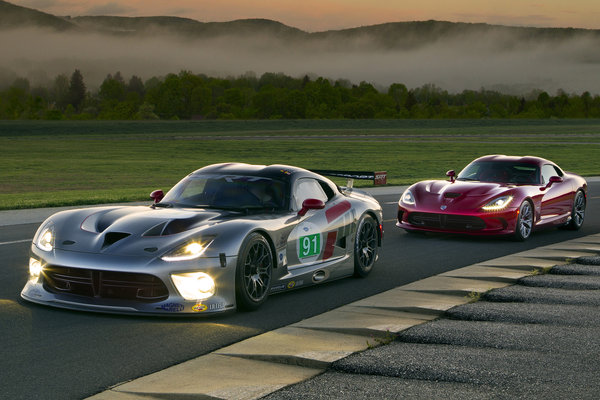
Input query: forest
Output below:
<box><xmin>1</xmin><ymin>69</ymin><xmax>600</xmax><ymax>120</ymax></box>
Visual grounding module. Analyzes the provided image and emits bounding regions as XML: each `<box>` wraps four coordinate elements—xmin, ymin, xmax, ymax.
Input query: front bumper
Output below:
<box><xmin>21</xmin><ymin>247</ymin><xmax>237</xmax><ymax>315</ymax></box>
<box><xmin>396</xmin><ymin>205</ymin><xmax>519</xmax><ymax>236</ymax></box>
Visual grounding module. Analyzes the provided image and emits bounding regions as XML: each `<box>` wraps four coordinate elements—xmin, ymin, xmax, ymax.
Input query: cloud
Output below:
<box><xmin>84</xmin><ymin>2</ymin><xmax>135</xmax><ymax>16</ymax></box>
<box><xmin>17</xmin><ymin>0</ymin><xmax>62</xmax><ymax>9</ymax></box>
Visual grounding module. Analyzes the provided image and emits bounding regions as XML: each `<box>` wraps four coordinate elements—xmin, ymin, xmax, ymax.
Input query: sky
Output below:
<box><xmin>13</xmin><ymin>0</ymin><xmax>600</xmax><ymax>31</ymax></box>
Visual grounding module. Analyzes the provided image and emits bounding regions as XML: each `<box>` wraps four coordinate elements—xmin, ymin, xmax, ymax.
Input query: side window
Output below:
<box><xmin>292</xmin><ymin>179</ymin><xmax>328</xmax><ymax>211</ymax></box>
<box><xmin>317</xmin><ymin>180</ymin><xmax>336</xmax><ymax>201</ymax></box>
<box><xmin>541</xmin><ymin>164</ymin><xmax>561</xmax><ymax>184</ymax></box>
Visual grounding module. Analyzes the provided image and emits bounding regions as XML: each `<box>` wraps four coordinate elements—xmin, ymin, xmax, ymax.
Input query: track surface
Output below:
<box><xmin>1</xmin><ymin>185</ymin><xmax>599</xmax><ymax>399</ymax></box>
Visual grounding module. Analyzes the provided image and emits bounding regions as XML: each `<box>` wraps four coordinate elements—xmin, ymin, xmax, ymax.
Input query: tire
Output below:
<box><xmin>235</xmin><ymin>233</ymin><xmax>273</xmax><ymax>311</ymax></box>
<box><xmin>566</xmin><ymin>190</ymin><xmax>586</xmax><ymax>230</ymax></box>
<box><xmin>514</xmin><ymin>200</ymin><xmax>533</xmax><ymax>241</ymax></box>
<box><xmin>354</xmin><ymin>214</ymin><xmax>378</xmax><ymax>277</ymax></box>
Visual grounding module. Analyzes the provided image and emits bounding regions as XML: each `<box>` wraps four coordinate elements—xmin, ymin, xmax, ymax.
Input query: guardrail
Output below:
<box><xmin>312</xmin><ymin>170</ymin><xmax>387</xmax><ymax>188</ymax></box>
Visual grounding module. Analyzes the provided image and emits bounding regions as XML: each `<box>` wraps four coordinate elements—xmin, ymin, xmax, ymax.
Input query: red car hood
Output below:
<box><xmin>411</xmin><ymin>180</ymin><xmax>514</xmax><ymax>212</ymax></box>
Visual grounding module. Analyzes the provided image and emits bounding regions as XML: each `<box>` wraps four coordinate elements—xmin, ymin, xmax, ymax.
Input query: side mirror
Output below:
<box><xmin>540</xmin><ymin>176</ymin><xmax>563</xmax><ymax>191</ymax></box>
<box><xmin>298</xmin><ymin>198</ymin><xmax>325</xmax><ymax>216</ymax></box>
<box><xmin>150</xmin><ymin>190</ymin><xmax>164</xmax><ymax>204</ymax></box>
<box><xmin>446</xmin><ymin>170</ymin><xmax>456</xmax><ymax>183</ymax></box>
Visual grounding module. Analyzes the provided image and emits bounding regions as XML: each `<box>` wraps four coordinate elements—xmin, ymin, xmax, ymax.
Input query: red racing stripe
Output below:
<box><xmin>326</xmin><ymin>200</ymin><xmax>351</xmax><ymax>223</ymax></box>
<box><xmin>323</xmin><ymin>231</ymin><xmax>337</xmax><ymax>260</ymax></box>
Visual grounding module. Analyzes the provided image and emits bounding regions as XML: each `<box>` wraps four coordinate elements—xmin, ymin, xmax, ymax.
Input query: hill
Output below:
<box><xmin>1</xmin><ymin>0</ymin><xmax>599</xmax><ymax>50</ymax></box>
<box><xmin>0</xmin><ymin>0</ymin><xmax>77</xmax><ymax>31</ymax></box>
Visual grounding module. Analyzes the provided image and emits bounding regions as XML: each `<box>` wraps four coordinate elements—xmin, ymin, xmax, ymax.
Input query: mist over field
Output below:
<box><xmin>1</xmin><ymin>25</ymin><xmax>600</xmax><ymax>95</ymax></box>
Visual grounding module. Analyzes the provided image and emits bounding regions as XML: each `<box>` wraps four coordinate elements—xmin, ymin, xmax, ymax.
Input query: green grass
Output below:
<box><xmin>1</xmin><ymin>119</ymin><xmax>599</xmax><ymax>210</ymax></box>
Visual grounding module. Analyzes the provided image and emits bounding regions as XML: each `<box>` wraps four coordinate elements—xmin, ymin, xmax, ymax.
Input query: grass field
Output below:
<box><xmin>2</xmin><ymin>119</ymin><xmax>600</xmax><ymax>210</ymax></box>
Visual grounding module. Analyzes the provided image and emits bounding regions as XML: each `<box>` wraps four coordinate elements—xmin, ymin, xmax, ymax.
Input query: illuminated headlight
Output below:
<box><xmin>29</xmin><ymin>257</ymin><xmax>43</xmax><ymax>282</ymax></box>
<box><xmin>171</xmin><ymin>272</ymin><xmax>215</xmax><ymax>300</ymax></box>
<box><xmin>482</xmin><ymin>195</ymin><xmax>513</xmax><ymax>211</ymax></box>
<box><xmin>161</xmin><ymin>239</ymin><xmax>214</xmax><ymax>262</ymax></box>
<box><xmin>401</xmin><ymin>189</ymin><xmax>416</xmax><ymax>205</ymax></box>
<box><xmin>36</xmin><ymin>227</ymin><xmax>54</xmax><ymax>252</ymax></box>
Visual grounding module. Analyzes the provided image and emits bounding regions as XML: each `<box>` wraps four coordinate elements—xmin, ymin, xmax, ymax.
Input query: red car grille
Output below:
<box><xmin>408</xmin><ymin>212</ymin><xmax>485</xmax><ymax>231</ymax></box>
<box><xmin>42</xmin><ymin>266</ymin><xmax>169</xmax><ymax>303</ymax></box>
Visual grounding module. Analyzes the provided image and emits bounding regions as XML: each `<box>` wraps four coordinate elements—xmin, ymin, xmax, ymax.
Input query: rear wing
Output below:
<box><xmin>312</xmin><ymin>170</ymin><xmax>387</xmax><ymax>188</ymax></box>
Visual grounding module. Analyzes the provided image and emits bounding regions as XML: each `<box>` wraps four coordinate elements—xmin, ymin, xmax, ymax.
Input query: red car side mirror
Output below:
<box><xmin>446</xmin><ymin>170</ymin><xmax>456</xmax><ymax>183</ymax></box>
<box><xmin>298</xmin><ymin>198</ymin><xmax>325</xmax><ymax>216</ymax></box>
<box><xmin>150</xmin><ymin>190</ymin><xmax>164</xmax><ymax>203</ymax></box>
<box><xmin>540</xmin><ymin>176</ymin><xmax>563</xmax><ymax>191</ymax></box>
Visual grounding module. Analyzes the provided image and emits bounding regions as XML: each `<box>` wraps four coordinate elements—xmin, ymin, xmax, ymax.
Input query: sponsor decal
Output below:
<box><xmin>192</xmin><ymin>303</ymin><xmax>226</xmax><ymax>312</ymax></box>
<box><xmin>160</xmin><ymin>303</ymin><xmax>184</xmax><ymax>312</ymax></box>
<box><xmin>280</xmin><ymin>169</ymin><xmax>291</xmax><ymax>175</ymax></box>
<box><xmin>278</xmin><ymin>251</ymin><xmax>287</xmax><ymax>267</ymax></box>
<box><xmin>325</xmin><ymin>200</ymin><xmax>352</xmax><ymax>223</ymax></box>
<box><xmin>192</xmin><ymin>303</ymin><xmax>208</xmax><ymax>312</ymax></box>
<box><xmin>270</xmin><ymin>284</ymin><xmax>286</xmax><ymax>292</ymax></box>
<box><xmin>286</xmin><ymin>280</ymin><xmax>305</xmax><ymax>290</ymax></box>
<box><xmin>440</xmin><ymin>205</ymin><xmax>447</xmax><ymax>210</ymax></box>
<box><xmin>374</xmin><ymin>171</ymin><xmax>387</xmax><ymax>186</ymax></box>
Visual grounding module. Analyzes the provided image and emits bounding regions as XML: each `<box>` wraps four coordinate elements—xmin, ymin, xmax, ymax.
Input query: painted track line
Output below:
<box><xmin>0</xmin><ymin>239</ymin><xmax>31</xmax><ymax>246</ymax></box>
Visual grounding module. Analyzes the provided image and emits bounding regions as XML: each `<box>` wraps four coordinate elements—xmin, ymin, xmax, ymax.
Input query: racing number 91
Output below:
<box><xmin>300</xmin><ymin>233</ymin><xmax>320</xmax><ymax>258</ymax></box>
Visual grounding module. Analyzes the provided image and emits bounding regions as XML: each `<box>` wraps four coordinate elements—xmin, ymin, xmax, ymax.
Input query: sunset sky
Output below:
<box><xmin>13</xmin><ymin>0</ymin><xmax>600</xmax><ymax>31</ymax></box>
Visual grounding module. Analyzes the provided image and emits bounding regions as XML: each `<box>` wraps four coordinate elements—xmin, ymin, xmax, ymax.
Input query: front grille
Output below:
<box><xmin>42</xmin><ymin>266</ymin><xmax>169</xmax><ymax>303</ymax></box>
<box><xmin>408</xmin><ymin>212</ymin><xmax>485</xmax><ymax>231</ymax></box>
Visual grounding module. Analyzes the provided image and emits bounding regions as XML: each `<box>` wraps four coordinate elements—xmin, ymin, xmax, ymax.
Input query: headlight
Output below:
<box><xmin>401</xmin><ymin>189</ymin><xmax>416</xmax><ymax>205</ymax></box>
<box><xmin>36</xmin><ymin>226</ymin><xmax>54</xmax><ymax>252</ymax></box>
<box><xmin>29</xmin><ymin>257</ymin><xmax>43</xmax><ymax>278</ymax></box>
<box><xmin>161</xmin><ymin>239</ymin><xmax>214</xmax><ymax>262</ymax></box>
<box><xmin>171</xmin><ymin>272</ymin><xmax>215</xmax><ymax>300</ymax></box>
<box><xmin>482</xmin><ymin>195</ymin><xmax>513</xmax><ymax>211</ymax></box>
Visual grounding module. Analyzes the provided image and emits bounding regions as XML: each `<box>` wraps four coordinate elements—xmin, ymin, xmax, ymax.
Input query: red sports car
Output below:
<box><xmin>397</xmin><ymin>155</ymin><xmax>587</xmax><ymax>240</ymax></box>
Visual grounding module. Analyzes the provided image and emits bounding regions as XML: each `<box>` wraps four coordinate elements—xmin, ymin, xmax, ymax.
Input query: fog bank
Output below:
<box><xmin>2</xmin><ymin>28</ymin><xmax>599</xmax><ymax>94</ymax></box>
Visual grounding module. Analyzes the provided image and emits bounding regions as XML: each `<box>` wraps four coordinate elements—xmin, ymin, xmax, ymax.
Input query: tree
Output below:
<box><xmin>52</xmin><ymin>74</ymin><xmax>70</xmax><ymax>110</ymax></box>
<box><xmin>68</xmin><ymin>69</ymin><xmax>86</xmax><ymax>112</ymax></box>
<box><xmin>388</xmin><ymin>83</ymin><xmax>408</xmax><ymax>113</ymax></box>
<box><xmin>127</xmin><ymin>75</ymin><xmax>145</xmax><ymax>97</ymax></box>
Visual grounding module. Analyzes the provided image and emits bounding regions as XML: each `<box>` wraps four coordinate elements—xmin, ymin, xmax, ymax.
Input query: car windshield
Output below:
<box><xmin>161</xmin><ymin>174</ymin><xmax>288</xmax><ymax>211</ymax></box>
<box><xmin>457</xmin><ymin>161</ymin><xmax>540</xmax><ymax>184</ymax></box>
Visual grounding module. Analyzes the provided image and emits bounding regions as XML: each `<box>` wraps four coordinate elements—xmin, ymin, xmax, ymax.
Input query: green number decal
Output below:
<box><xmin>299</xmin><ymin>233</ymin><xmax>320</xmax><ymax>258</ymax></box>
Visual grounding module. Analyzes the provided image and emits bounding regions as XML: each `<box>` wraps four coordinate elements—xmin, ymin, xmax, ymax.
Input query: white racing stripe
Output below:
<box><xmin>0</xmin><ymin>239</ymin><xmax>31</xmax><ymax>246</ymax></box>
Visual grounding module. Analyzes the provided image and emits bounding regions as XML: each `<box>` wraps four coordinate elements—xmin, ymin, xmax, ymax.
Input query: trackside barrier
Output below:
<box><xmin>312</xmin><ymin>170</ymin><xmax>387</xmax><ymax>188</ymax></box>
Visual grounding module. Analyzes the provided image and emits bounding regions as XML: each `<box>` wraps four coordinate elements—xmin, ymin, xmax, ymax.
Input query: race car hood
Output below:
<box><xmin>46</xmin><ymin>206</ymin><xmax>238</xmax><ymax>256</ymax></box>
<box><xmin>411</xmin><ymin>180</ymin><xmax>514</xmax><ymax>211</ymax></box>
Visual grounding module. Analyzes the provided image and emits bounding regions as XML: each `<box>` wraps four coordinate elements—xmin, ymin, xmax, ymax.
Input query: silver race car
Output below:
<box><xmin>22</xmin><ymin>163</ymin><xmax>383</xmax><ymax>315</ymax></box>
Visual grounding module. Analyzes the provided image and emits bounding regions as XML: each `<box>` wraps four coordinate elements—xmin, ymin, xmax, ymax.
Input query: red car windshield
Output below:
<box><xmin>457</xmin><ymin>161</ymin><xmax>540</xmax><ymax>184</ymax></box>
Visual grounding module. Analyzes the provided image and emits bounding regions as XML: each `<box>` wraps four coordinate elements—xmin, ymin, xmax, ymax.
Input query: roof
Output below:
<box><xmin>473</xmin><ymin>154</ymin><xmax>554</xmax><ymax>165</ymax></box>
<box><xmin>191</xmin><ymin>163</ymin><xmax>313</xmax><ymax>180</ymax></box>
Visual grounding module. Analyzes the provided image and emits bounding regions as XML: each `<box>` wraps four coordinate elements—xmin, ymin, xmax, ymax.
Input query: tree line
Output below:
<box><xmin>1</xmin><ymin>70</ymin><xmax>600</xmax><ymax>120</ymax></box>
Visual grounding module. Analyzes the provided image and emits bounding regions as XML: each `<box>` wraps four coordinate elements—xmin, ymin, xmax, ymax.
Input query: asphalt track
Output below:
<box><xmin>1</xmin><ymin>183</ymin><xmax>599</xmax><ymax>399</ymax></box>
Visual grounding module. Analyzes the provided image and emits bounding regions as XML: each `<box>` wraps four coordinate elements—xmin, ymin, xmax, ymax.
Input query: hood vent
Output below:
<box><xmin>103</xmin><ymin>232</ymin><xmax>131</xmax><ymax>249</ymax></box>
<box><xmin>143</xmin><ymin>222</ymin><xmax>168</xmax><ymax>237</ymax></box>
<box><xmin>444</xmin><ymin>192</ymin><xmax>462</xmax><ymax>198</ymax></box>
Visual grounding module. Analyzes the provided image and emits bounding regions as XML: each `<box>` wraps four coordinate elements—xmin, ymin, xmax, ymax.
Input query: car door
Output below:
<box><xmin>286</xmin><ymin>178</ymin><xmax>354</xmax><ymax>272</ymax></box>
<box><xmin>540</xmin><ymin>164</ymin><xmax>573</xmax><ymax>223</ymax></box>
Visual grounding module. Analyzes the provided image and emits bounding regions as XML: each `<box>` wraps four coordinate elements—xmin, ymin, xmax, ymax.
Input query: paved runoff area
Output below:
<box><xmin>87</xmin><ymin>234</ymin><xmax>600</xmax><ymax>400</ymax></box>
